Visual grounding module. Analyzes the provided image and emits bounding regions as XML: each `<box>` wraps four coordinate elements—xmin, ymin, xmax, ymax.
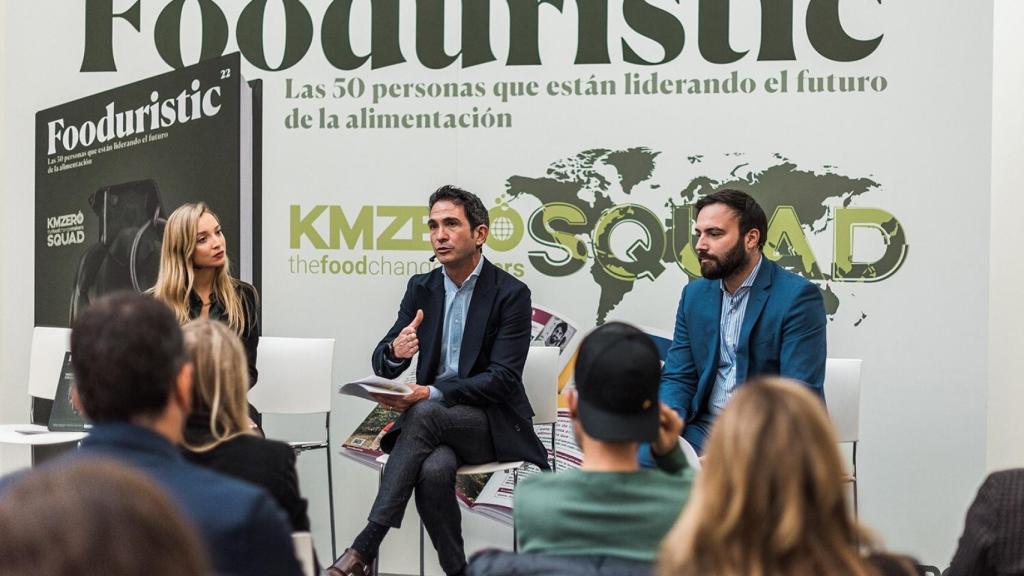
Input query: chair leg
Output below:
<box><xmin>853</xmin><ymin>478</ymin><xmax>859</xmax><ymax>520</ymax></box>
<box><xmin>374</xmin><ymin>463</ymin><xmax>383</xmax><ymax>576</ymax></box>
<box><xmin>320</xmin><ymin>412</ymin><xmax>338</xmax><ymax>561</ymax></box>
<box><xmin>326</xmin><ymin>446</ymin><xmax>338</xmax><ymax>560</ymax></box>
<box><xmin>513</xmin><ymin>467</ymin><xmax>520</xmax><ymax>552</ymax></box>
<box><xmin>549</xmin><ymin>422</ymin><xmax>556</xmax><ymax>473</ymax></box>
<box><xmin>419</xmin><ymin>520</ymin><xmax>425</xmax><ymax>576</ymax></box>
<box><xmin>852</xmin><ymin>441</ymin><xmax>859</xmax><ymax>520</ymax></box>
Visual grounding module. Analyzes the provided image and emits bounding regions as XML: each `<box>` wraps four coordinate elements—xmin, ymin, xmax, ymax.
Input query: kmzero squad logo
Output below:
<box><xmin>46</xmin><ymin>211</ymin><xmax>87</xmax><ymax>247</ymax></box>
<box><xmin>290</xmin><ymin>150</ymin><xmax>907</xmax><ymax>326</ymax></box>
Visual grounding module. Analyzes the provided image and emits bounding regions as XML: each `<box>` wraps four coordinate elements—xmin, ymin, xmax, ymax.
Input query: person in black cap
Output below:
<box><xmin>510</xmin><ymin>322</ymin><xmax>695</xmax><ymax>562</ymax></box>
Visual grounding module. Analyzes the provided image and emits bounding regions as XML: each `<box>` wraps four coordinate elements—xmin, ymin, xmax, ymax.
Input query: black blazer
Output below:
<box><xmin>371</xmin><ymin>258</ymin><xmax>548</xmax><ymax>468</ymax></box>
<box><xmin>946</xmin><ymin>469</ymin><xmax>1024</xmax><ymax>576</ymax></box>
<box><xmin>183</xmin><ymin>416</ymin><xmax>310</xmax><ymax>532</ymax></box>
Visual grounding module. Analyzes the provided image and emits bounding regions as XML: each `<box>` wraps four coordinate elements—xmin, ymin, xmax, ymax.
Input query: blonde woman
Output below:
<box><xmin>181</xmin><ymin>319</ymin><xmax>310</xmax><ymax>533</ymax></box>
<box><xmin>658</xmin><ymin>377</ymin><xmax>919</xmax><ymax>576</ymax></box>
<box><xmin>150</xmin><ymin>201</ymin><xmax>262</xmax><ymax>424</ymax></box>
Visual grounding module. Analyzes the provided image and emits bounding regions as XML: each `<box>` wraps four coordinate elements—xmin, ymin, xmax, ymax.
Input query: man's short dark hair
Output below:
<box><xmin>428</xmin><ymin>185</ymin><xmax>489</xmax><ymax>230</ymax></box>
<box><xmin>695</xmin><ymin>189</ymin><xmax>768</xmax><ymax>249</ymax></box>
<box><xmin>70</xmin><ymin>292</ymin><xmax>186</xmax><ymax>423</ymax></box>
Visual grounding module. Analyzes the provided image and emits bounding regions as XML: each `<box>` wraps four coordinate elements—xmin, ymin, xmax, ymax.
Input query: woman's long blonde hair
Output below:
<box><xmin>181</xmin><ymin>319</ymin><xmax>252</xmax><ymax>452</ymax></box>
<box><xmin>658</xmin><ymin>377</ymin><xmax>881</xmax><ymax>576</ymax></box>
<box><xmin>150</xmin><ymin>202</ymin><xmax>250</xmax><ymax>335</ymax></box>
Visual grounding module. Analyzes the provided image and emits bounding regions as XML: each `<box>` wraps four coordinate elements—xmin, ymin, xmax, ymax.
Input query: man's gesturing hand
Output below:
<box><xmin>651</xmin><ymin>403</ymin><xmax>685</xmax><ymax>457</ymax></box>
<box><xmin>390</xmin><ymin>309</ymin><xmax>424</xmax><ymax>360</ymax></box>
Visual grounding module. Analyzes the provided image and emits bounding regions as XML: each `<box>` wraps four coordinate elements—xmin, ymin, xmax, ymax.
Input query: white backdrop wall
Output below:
<box><xmin>987</xmin><ymin>0</ymin><xmax>1024</xmax><ymax>474</ymax></box>
<box><xmin>0</xmin><ymin>0</ymin><xmax>33</xmax><ymax>475</ymax></box>
<box><xmin>0</xmin><ymin>1</ymin><xmax>1007</xmax><ymax>571</ymax></box>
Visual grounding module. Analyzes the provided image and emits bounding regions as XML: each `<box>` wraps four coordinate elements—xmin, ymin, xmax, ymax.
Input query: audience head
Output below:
<box><xmin>570</xmin><ymin>321</ymin><xmax>662</xmax><ymax>444</ymax></box>
<box><xmin>0</xmin><ymin>459</ymin><xmax>208</xmax><ymax>576</ymax></box>
<box><xmin>182</xmin><ymin>318</ymin><xmax>253</xmax><ymax>452</ymax></box>
<box><xmin>658</xmin><ymin>377</ymin><xmax>875</xmax><ymax>576</ymax></box>
<box><xmin>70</xmin><ymin>292</ymin><xmax>192</xmax><ymax>432</ymax></box>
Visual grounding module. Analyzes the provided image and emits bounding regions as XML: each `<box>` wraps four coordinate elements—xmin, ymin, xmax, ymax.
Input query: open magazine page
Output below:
<box><xmin>458</xmin><ymin>408</ymin><xmax>582</xmax><ymax>523</ymax></box>
<box><xmin>340</xmin><ymin>404</ymin><xmax>401</xmax><ymax>466</ymax></box>
<box><xmin>530</xmin><ymin>305</ymin><xmax>581</xmax><ymax>366</ymax></box>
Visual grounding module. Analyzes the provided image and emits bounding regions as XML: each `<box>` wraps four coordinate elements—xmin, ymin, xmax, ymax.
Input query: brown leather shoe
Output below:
<box><xmin>327</xmin><ymin>548</ymin><xmax>370</xmax><ymax>576</ymax></box>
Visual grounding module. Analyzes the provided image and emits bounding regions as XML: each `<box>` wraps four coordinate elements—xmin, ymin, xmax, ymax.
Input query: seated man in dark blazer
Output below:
<box><xmin>330</xmin><ymin>186</ymin><xmax>549</xmax><ymax>576</ymax></box>
<box><xmin>18</xmin><ymin>292</ymin><xmax>303</xmax><ymax>576</ymax></box>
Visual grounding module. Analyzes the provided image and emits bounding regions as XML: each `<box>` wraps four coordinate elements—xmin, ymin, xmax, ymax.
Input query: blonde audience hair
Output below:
<box><xmin>182</xmin><ymin>319</ymin><xmax>253</xmax><ymax>452</ymax></box>
<box><xmin>658</xmin><ymin>377</ymin><xmax>888</xmax><ymax>576</ymax></box>
<box><xmin>0</xmin><ymin>459</ymin><xmax>207</xmax><ymax>576</ymax></box>
<box><xmin>150</xmin><ymin>202</ymin><xmax>253</xmax><ymax>335</ymax></box>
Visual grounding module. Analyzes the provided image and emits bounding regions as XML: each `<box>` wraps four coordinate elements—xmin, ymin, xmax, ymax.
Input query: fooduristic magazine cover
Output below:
<box><xmin>35</xmin><ymin>52</ymin><xmax>260</xmax><ymax>327</ymax></box>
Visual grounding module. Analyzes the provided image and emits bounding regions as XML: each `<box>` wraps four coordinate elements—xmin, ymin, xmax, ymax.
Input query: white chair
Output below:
<box><xmin>374</xmin><ymin>346</ymin><xmax>560</xmax><ymax>576</ymax></box>
<box><xmin>248</xmin><ymin>336</ymin><xmax>337</xmax><ymax>558</ymax></box>
<box><xmin>28</xmin><ymin>326</ymin><xmax>73</xmax><ymax>402</ymax></box>
<box><xmin>678</xmin><ymin>437</ymin><xmax>702</xmax><ymax>471</ymax></box>
<box><xmin>292</xmin><ymin>532</ymin><xmax>317</xmax><ymax>576</ymax></box>
<box><xmin>823</xmin><ymin>358</ymin><xmax>863</xmax><ymax>516</ymax></box>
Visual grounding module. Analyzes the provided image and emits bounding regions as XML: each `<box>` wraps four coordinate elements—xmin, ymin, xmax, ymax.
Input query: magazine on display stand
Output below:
<box><xmin>34</xmin><ymin>52</ymin><xmax>261</xmax><ymax>327</ymax></box>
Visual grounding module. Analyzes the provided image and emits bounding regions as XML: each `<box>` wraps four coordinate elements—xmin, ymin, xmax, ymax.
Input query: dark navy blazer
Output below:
<box><xmin>660</xmin><ymin>258</ymin><xmax>827</xmax><ymax>448</ymax></box>
<box><xmin>371</xmin><ymin>258</ymin><xmax>549</xmax><ymax>469</ymax></box>
<box><xmin>76</xmin><ymin>424</ymin><xmax>302</xmax><ymax>576</ymax></box>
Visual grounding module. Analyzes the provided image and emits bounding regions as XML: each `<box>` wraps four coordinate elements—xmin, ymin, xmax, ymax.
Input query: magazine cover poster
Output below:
<box><xmin>35</xmin><ymin>53</ymin><xmax>247</xmax><ymax>327</ymax></box>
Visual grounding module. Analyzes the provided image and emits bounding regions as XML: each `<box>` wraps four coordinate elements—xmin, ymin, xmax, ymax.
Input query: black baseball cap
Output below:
<box><xmin>573</xmin><ymin>322</ymin><xmax>661</xmax><ymax>442</ymax></box>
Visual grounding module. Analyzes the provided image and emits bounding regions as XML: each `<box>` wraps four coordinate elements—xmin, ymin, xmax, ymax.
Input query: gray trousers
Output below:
<box><xmin>369</xmin><ymin>401</ymin><xmax>495</xmax><ymax>575</ymax></box>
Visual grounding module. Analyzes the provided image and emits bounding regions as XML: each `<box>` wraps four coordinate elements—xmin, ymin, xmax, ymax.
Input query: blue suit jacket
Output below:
<box><xmin>660</xmin><ymin>258</ymin><xmax>827</xmax><ymax>445</ymax></box>
<box><xmin>371</xmin><ymin>258</ymin><xmax>549</xmax><ymax>468</ymax></box>
<box><xmin>76</xmin><ymin>424</ymin><xmax>302</xmax><ymax>576</ymax></box>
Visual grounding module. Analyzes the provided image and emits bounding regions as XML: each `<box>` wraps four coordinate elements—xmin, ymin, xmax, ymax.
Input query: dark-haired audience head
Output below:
<box><xmin>70</xmin><ymin>291</ymin><xmax>193</xmax><ymax>439</ymax></box>
<box><xmin>570</xmin><ymin>321</ymin><xmax>662</xmax><ymax>446</ymax></box>
<box><xmin>0</xmin><ymin>459</ymin><xmax>208</xmax><ymax>576</ymax></box>
<box><xmin>693</xmin><ymin>189</ymin><xmax>767</xmax><ymax>281</ymax></box>
<box><xmin>658</xmin><ymin>377</ymin><xmax>878</xmax><ymax>576</ymax></box>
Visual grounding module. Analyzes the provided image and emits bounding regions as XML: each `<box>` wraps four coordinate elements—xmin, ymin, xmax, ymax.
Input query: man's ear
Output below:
<box><xmin>71</xmin><ymin>385</ymin><xmax>85</xmax><ymax>415</ymax></box>
<box><xmin>566</xmin><ymin>386</ymin><xmax>579</xmax><ymax>419</ymax></box>
<box><xmin>173</xmin><ymin>361</ymin><xmax>194</xmax><ymax>412</ymax></box>
<box><xmin>745</xmin><ymin>227</ymin><xmax>761</xmax><ymax>251</ymax></box>
<box><xmin>474</xmin><ymin>224</ymin><xmax>489</xmax><ymax>247</ymax></box>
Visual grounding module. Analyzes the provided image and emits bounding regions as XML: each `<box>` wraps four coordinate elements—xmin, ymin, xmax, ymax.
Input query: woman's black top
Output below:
<box><xmin>188</xmin><ymin>281</ymin><xmax>262</xmax><ymax>425</ymax></box>
<box><xmin>183</xmin><ymin>414</ymin><xmax>310</xmax><ymax>532</ymax></box>
<box><xmin>187</xmin><ymin>280</ymin><xmax>260</xmax><ymax>386</ymax></box>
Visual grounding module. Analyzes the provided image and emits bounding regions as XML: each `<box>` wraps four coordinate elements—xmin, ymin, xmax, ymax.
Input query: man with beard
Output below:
<box><xmin>658</xmin><ymin>189</ymin><xmax>826</xmax><ymax>455</ymax></box>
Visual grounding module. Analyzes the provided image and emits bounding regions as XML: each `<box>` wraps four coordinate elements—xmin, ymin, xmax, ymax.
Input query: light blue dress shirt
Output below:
<box><xmin>708</xmin><ymin>255</ymin><xmax>763</xmax><ymax>415</ymax></box>
<box><xmin>429</xmin><ymin>257</ymin><xmax>484</xmax><ymax>399</ymax></box>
